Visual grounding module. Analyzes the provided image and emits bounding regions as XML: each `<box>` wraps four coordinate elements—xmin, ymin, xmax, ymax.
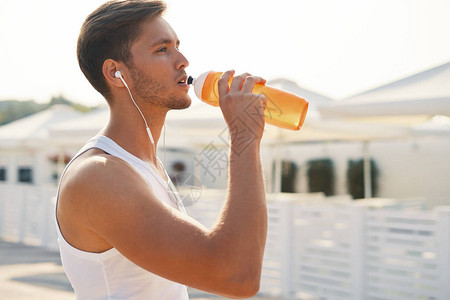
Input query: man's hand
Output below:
<box><xmin>218</xmin><ymin>71</ymin><xmax>267</xmax><ymax>145</ymax></box>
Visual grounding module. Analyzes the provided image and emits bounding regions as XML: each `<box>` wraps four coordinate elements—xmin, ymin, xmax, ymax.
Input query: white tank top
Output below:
<box><xmin>55</xmin><ymin>135</ymin><xmax>189</xmax><ymax>300</ymax></box>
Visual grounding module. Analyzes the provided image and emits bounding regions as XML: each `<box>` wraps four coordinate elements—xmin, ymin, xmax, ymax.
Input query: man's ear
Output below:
<box><xmin>103</xmin><ymin>59</ymin><xmax>126</xmax><ymax>88</ymax></box>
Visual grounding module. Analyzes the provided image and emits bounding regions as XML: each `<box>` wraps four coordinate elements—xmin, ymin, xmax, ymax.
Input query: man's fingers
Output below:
<box><xmin>241</xmin><ymin>76</ymin><xmax>266</xmax><ymax>94</ymax></box>
<box><xmin>218</xmin><ymin>70</ymin><xmax>235</xmax><ymax>99</ymax></box>
<box><xmin>219</xmin><ymin>72</ymin><xmax>267</xmax><ymax>96</ymax></box>
<box><xmin>229</xmin><ymin>73</ymin><xmax>251</xmax><ymax>92</ymax></box>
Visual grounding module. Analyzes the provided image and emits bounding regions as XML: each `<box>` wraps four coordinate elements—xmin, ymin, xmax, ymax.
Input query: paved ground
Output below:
<box><xmin>0</xmin><ymin>240</ymin><xmax>74</xmax><ymax>300</ymax></box>
<box><xmin>0</xmin><ymin>240</ymin><xmax>278</xmax><ymax>299</ymax></box>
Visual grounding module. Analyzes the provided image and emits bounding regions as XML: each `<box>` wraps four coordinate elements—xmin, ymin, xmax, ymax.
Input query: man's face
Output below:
<box><xmin>127</xmin><ymin>16</ymin><xmax>191</xmax><ymax>110</ymax></box>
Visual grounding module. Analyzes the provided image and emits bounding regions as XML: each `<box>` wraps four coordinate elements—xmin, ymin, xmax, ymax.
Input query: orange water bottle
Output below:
<box><xmin>188</xmin><ymin>71</ymin><xmax>308</xmax><ymax>130</ymax></box>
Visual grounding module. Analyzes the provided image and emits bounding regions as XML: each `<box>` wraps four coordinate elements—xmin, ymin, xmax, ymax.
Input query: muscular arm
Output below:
<box><xmin>57</xmin><ymin>72</ymin><xmax>268</xmax><ymax>299</ymax></box>
<box><xmin>208</xmin><ymin>70</ymin><xmax>268</xmax><ymax>293</ymax></box>
<box><xmin>208</xmin><ymin>142</ymin><xmax>267</xmax><ymax>294</ymax></box>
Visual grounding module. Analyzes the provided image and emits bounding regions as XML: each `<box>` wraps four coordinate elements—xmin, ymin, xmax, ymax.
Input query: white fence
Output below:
<box><xmin>186</xmin><ymin>191</ymin><xmax>450</xmax><ymax>300</ymax></box>
<box><xmin>0</xmin><ymin>183</ymin><xmax>58</xmax><ymax>250</ymax></box>
<box><xmin>1</xmin><ymin>184</ymin><xmax>449</xmax><ymax>299</ymax></box>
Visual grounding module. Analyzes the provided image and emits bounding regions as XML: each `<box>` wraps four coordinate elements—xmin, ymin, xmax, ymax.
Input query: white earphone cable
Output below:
<box><xmin>118</xmin><ymin>74</ymin><xmax>156</xmax><ymax>155</ymax></box>
<box><xmin>163</xmin><ymin>121</ymin><xmax>166</xmax><ymax>167</ymax></box>
<box><xmin>116</xmin><ymin>71</ymin><xmax>179</xmax><ymax>211</ymax></box>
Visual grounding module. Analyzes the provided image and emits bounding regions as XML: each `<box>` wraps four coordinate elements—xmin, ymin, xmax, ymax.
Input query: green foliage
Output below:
<box><xmin>0</xmin><ymin>100</ymin><xmax>47</xmax><ymax>125</ymax></box>
<box><xmin>346</xmin><ymin>158</ymin><xmax>379</xmax><ymax>199</ymax></box>
<box><xmin>307</xmin><ymin>158</ymin><xmax>335</xmax><ymax>196</ymax></box>
<box><xmin>49</xmin><ymin>95</ymin><xmax>93</xmax><ymax>113</ymax></box>
<box><xmin>0</xmin><ymin>95</ymin><xmax>95</xmax><ymax>125</ymax></box>
<box><xmin>49</xmin><ymin>95</ymin><xmax>72</xmax><ymax>106</ymax></box>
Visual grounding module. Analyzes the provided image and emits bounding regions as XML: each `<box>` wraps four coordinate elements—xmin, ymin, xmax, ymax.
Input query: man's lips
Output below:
<box><xmin>177</xmin><ymin>75</ymin><xmax>188</xmax><ymax>84</ymax></box>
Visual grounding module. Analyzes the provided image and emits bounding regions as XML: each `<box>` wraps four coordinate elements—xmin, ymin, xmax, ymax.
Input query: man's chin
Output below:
<box><xmin>169</xmin><ymin>95</ymin><xmax>192</xmax><ymax>110</ymax></box>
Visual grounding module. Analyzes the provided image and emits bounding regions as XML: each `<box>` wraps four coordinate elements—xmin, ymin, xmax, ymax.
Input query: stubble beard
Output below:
<box><xmin>129</xmin><ymin>68</ymin><xmax>191</xmax><ymax>110</ymax></box>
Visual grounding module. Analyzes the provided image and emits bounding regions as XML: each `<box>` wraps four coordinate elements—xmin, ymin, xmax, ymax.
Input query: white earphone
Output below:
<box><xmin>115</xmin><ymin>70</ymin><xmax>156</xmax><ymax>151</ymax></box>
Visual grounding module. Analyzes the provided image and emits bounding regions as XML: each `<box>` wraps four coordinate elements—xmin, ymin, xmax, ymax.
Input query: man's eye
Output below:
<box><xmin>157</xmin><ymin>47</ymin><xmax>167</xmax><ymax>53</ymax></box>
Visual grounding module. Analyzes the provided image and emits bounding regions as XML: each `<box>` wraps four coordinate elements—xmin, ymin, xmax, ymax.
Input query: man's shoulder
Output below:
<box><xmin>61</xmin><ymin>148</ymin><xmax>146</xmax><ymax>199</ymax></box>
<box><xmin>57</xmin><ymin>149</ymin><xmax>151</xmax><ymax>253</ymax></box>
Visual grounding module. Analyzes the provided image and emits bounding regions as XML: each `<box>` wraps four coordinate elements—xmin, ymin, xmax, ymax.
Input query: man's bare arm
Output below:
<box><xmin>58</xmin><ymin>72</ymin><xmax>268</xmax><ymax>299</ymax></box>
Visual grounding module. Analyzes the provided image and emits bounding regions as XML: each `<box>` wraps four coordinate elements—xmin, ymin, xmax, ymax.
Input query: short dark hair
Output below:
<box><xmin>77</xmin><ymin>0</ymin><xmax>166</xmax><ymax>99</ymax></box>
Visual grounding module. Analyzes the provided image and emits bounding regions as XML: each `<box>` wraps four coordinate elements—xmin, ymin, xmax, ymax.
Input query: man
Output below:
<box><xmin>56</xmin><ymin>1</ymin><xmax>268</xmax><ymax>299</ymax></box>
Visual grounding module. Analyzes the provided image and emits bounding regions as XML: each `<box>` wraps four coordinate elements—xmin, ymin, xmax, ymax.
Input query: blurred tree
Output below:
<box><xmin>49</xmin><ymin>94</ymin><xmax>92</xmax><ymax>112</ymax></box>
<box><xmin>0</xmin><ymin>95</ymin><xmax>95</xmax><ymax>125</ymax></box>
<box><xmin>0</xmin><ymin>100</ymin><xmax>46</xmax><ymax>125</ymax></box>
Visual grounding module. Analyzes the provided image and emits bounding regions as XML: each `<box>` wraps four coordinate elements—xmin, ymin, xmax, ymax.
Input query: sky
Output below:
<box><xmin>1</xmin><ymin>0</ymin><xmax>449</xmax><ymax>106</ymax></box>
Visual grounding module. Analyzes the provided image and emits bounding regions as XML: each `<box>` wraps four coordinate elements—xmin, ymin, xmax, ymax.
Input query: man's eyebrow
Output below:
<box><xmin>151</xmin><ymin>38</ymin><xmax>180</xmax><ymax>48</ymax></box>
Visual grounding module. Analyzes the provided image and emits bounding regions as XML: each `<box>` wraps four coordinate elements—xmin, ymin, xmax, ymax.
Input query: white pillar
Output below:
<box><xmin>8</xmin><ymin>152</ymin><xmax>17</xmax><ymax>184</ymax></box>
<box><xmin>273</xmin><ymin>152</ymin><xmax>282</xmax><ymax>193</ymax></box>
<box><xmin>350</xmin><ymin>205</ymin><xmax>366</xmax><ymax>299</ymax></box>
<box><xmin>363</xmin><ymin>141</ymin><xmax>372</xmax><ymax>198</ymax></box>
<box><xmin>57</xmin><ymin>147</ymin><xmax>66</xmax><ymax>181</ymax></box>
<box><xmin>437</xmin><ymin>206</ymin><xmax>450</xmax><ymax>299</ymax></box>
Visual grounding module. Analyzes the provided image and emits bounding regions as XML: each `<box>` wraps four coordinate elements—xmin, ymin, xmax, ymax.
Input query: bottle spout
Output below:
<box><xmin>189</xmin><ymin>71</ymin><xmax>211</xmax><ymax>101</ymax></box>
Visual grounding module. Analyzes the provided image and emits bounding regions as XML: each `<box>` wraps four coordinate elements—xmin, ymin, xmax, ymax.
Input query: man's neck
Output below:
<box><xmin>103</xmin><ymin>103</ymin><xmax>168</xmax><ymax>166</ymax></box>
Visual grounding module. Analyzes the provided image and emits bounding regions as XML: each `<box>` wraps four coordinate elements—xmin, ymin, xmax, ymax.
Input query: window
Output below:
<box><xmin>346</xmin><ymin>158</ymin><xmax>379</xmax><ymax>199</ymax></box>
<box><xmin>307</xmin><ymin>158</ymin><xmax>335</xmax><ymax>196</ymax></box>
<box><xmin>18</xmin><ymin>167</ymin><xmax>33</xmax><ymax>184</ymax></box>
<box><xmin>0</xmin><ymin>167</ymin><xmax>6</xmax><ymax>182</ymax></box>
<box><xmin>281</xmin><ymin>160</ymin><xmax>298</xmax><ymax>193</ymax></box>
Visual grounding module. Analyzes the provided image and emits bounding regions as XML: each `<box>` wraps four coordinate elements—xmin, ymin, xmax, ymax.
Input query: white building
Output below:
<box><xmin>0</xmin><ymin>63</ymin><xmax>449</xmax><ymax>206</ymax></box>
<box><xmin>0</xmin><ymin>105</ymin><xmax>83</xmax><ymax>186</ymax></box>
